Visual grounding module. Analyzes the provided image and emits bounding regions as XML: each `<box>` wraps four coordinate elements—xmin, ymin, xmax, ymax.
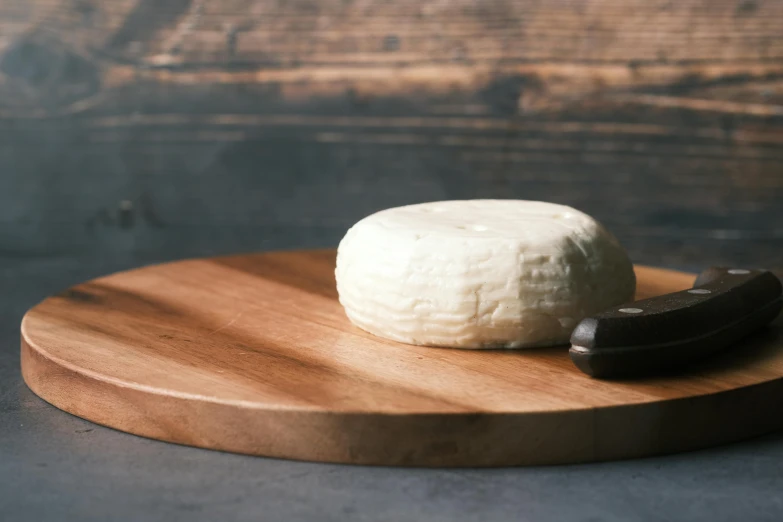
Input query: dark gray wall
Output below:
<box><xmin>1</xmin><ymin>0</ymin><xmax>782</xmax><ymax>271</ymax></box>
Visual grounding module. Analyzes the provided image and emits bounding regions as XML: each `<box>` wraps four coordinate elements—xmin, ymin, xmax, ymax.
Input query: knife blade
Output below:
<box><xmin>569</xmin><ymin>267</ymin><xmax>783</xmax><ymax>378</ymax></box>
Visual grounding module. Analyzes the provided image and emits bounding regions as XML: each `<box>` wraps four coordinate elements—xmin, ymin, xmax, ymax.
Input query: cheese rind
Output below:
<box><xmin>335</xmin><ymin>200</ymin><xmax>636</xmax><ymax>349</ymax></box>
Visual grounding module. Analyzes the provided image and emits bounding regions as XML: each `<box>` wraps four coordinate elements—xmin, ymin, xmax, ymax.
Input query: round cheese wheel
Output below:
<box><xmin>335</xmin><ymin>200</ymin><xmax>636</xmax><ymax>349</ymax></box>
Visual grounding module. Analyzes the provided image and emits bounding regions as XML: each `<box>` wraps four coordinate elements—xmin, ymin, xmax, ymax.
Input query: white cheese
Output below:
<box><xmin>335</xmin><ymin>200</ymin><xmax>636</xmax><ymax>349</ymax></box>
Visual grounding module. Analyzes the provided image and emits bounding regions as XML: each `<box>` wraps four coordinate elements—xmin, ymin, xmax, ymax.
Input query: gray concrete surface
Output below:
<box><xmin>2</xmin><ymin>252</ymin><xmax>783</xmax><ymax>522</ymax></box>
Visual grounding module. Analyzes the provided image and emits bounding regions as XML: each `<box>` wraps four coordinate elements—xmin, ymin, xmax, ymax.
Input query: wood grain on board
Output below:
<box><xmin>20</xmin><ymin>250</ymin><xmax>783</xmax><ymax>466</ymax></box>
<box><xmin>0</xmin><ymin>1</ymin><xmax>781</xmax><ymax>267</ymax></box>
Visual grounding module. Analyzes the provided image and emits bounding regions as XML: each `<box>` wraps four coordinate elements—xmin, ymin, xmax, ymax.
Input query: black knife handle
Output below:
<box><xmin>569</xmin><ymin>267</ymin><xmax>783</xmax><ymax>378</ymax></box>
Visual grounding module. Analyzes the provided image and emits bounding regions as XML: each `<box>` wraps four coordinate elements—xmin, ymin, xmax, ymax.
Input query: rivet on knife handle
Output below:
<box><xmin>569</xmin><ymin>268</ymin><xmax>783</xmax><ymax>379</ymax></box>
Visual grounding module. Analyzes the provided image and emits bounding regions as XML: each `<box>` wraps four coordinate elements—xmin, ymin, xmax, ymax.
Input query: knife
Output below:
<box><xmin>569</xmin><ymin>267</ymin><xmax>783</xmax><ymax>378</ymax></box>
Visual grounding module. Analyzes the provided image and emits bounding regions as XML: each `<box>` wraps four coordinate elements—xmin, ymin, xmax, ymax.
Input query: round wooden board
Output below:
<box><xmin>21</xmin><ymin>250</ymin><xmax>783</xmax><ymax>467</ymax></box>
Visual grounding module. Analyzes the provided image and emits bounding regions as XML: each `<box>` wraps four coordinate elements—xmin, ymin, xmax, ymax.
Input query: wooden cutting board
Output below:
<box><xmin>21</xmin><ymin>250</ymin><xmax>783</xmax><ymax>467</ymax></box>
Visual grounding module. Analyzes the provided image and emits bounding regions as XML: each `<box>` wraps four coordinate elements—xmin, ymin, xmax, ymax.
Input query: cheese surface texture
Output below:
<box><xmin>335</xmin><ymin>200</ymin><xmax>635</xmax><ymax>349</ymax></box>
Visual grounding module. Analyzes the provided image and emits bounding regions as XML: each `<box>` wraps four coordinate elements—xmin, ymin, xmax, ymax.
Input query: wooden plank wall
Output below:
<box><xmin>0</xmin><ymin>0</ymin><xmax>781</xmax><ymax>268</ymax></box>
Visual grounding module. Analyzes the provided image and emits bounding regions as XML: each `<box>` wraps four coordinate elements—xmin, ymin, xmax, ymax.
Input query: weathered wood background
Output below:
<box><xmin>1</xmin><ymin>0</ymin><xmax>781</xmax><ymax>269</ymax></box>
